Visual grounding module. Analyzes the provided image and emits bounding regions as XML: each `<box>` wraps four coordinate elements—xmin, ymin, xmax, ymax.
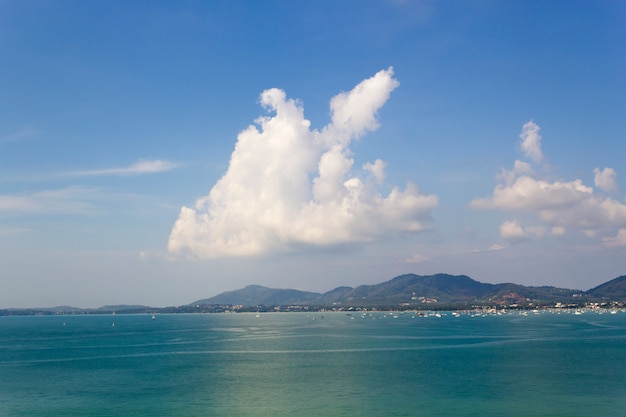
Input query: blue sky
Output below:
<box><xmin>1</xmin><ymin>0</ymin><xmax>625</xmax><ymax>308</ymax></box>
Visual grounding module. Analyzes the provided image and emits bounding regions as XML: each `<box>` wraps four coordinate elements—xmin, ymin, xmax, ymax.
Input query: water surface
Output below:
<box><xmin>1</xmin><ymin>311</ymin><xmax>625</xmax><ymax>416</ymax></box>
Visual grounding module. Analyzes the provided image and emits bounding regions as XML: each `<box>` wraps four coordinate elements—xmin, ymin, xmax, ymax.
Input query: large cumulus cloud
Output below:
<box><xmin>471</xmin><ymin>121</ymin><xmax>626</xmax><ymax>245</ymax></box>
<box><xmin>168</xmin><ymin>68</ymin><xmax>438</xmax><ymax>258</ymax></box>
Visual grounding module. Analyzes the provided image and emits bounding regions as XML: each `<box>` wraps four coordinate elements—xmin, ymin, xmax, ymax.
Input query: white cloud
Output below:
<box><xmin>471</xmin><ymin>176</ymin><xmax>594</xmax><ymax>212</ymax></box>
<box><xmin>499</xmin><ymin>219</ymin><xmax>544</xmax><ymax>244</ymax></box>
<box><xmin>363</xmin><ymin>159</ymin><xmax>387</xmax><ymax>184</ymax></box>
<box><xmin>497</xmin><ymin>160</ymin><xmax>534</xmax><ymax>185</ymax></box>
<box><xmin>168</xmin><ymin>68</ymin><xmax>438</xmax><ymax>258</ymax></box>
<box><xmin>405</xmin><ymin>252</ymin><xmax>428</xmax><ymax>263</ymax></box>
<box><xmin>65</xmin><ymin>159</ymin><xmax>179</xmax><ymax>176</ymax></box>
<box><xmin>326</xmin><ymin>69</ymin><xmax>399</xmax><ymax>141</ymax></box>
<box><xmin>594</xmin><ymin>167</ymin><xmax>618</xmax><ymax>193</ymax></box>
<box><xmin>518</xmin><ymin>120</ymin><xmax>542</xmax><ymax>163</ymax></box>
<box><xmin>499</xmin><ymin>219</ymin><xmax>528</xmax><ymax>244</ymax></box>
<box><xmin>472</xmin><ymin>121</ymin><xmax>626</xmax><ymax>241</ymax></box>
<box><xmin>474</xmin><ymin>175</ymin><xmax>626</xmax><ymax>232</ymax></box>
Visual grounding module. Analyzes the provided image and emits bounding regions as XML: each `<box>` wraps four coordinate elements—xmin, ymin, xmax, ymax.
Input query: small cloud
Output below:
<box><xmin>497</xmin><ymin>160</ymin><xmax>533</xmax><ymax>186</ymax></box>
<box><xmin>593</xmin><ymin>167</ymin><xmax>618</xmax><ymax>193</ymax></box>
<box><xmin>499</xmin><ymin>220</ymin><xmax>544</xmax><ymax>244</ymax></box>
<box><xmin>489</xmin><ymin>244</ymin><xmax>504</xmax><ymax>251</ymax></box>
<box><xmin>603</xmin><ymin>229</ymin><xmax>626</xmax><ymax>248</ymax></box>
<box><xmin>405</xmin><ymin>253</ymin><xmax>429</xmax><ymax>263</ymax></box>
<box><xmin>0</xmin><ymin>126</ymin><xmax>40</xmax><ymax>144</ymax></box>
<box><xmin>65</xmin><ymin>159</ymin><xmax>179</xmax><ymax>177</ymax></box>
<box><xmin>551</xmin><ymin>226</ymin><xmax>565</xmax><ymax>236</ymax></box>
<box><xmin>363</xmin><ymin>159</ymin><xmax>387</xmax><ymax>184</ymax></box>
<box><xmin>169</xmin><ymin>68</ymin><xmax>438</xmax><ymax>259</ymax></box>
<box><xmin>470</xmin><ymin>175</ymin><xmax>594</xmax><ymax>212</ymax></box>
<box><xmin>139</xmin><ymin>251</ymin><xmax>150</xmax><ymax>261</ymax></box>
<box><xmin>499</xmin><ymin>219</ymin><xmax>528</xmax><ymax>244</ymax></box>
<box><xmin>518</xmin><ymin>120</ymin><xmax>543</xmax><ymax>163</ymax></box>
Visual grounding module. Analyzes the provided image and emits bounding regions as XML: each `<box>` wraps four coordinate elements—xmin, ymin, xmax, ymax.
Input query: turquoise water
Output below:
<box><xmin>1</xmin><ymin>311</ymin><xmax>626</xmax><ymax>416</ymax></box>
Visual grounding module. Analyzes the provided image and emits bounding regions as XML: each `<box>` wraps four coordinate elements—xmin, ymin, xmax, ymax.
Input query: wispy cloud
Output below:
<box><xmin>0</xmin><ymin>226</ymin><xmax>33</xmax><ymax>236</ymax></box>
<box><xmin>168</xmin><ymin>68</ymin><xmax>438</xmax><ymax>259</ymax></box>
<box><xmin>0</xmin><ymin>126</ymin><xmax>40</xmax><ymax>144</ymax></box>
<box><xmin>64</xmin><ymin>159</ymin><xmax>180</xmax><ymax>177</ymax></box>
<box><xmin>0</xmin><ymin>159</ymin><xmax>180</xmax><ymax>184</ymax></box>
<box><xmin>0</xmin><ymin>186</ymin><xmax>100</xmax><ymax>215</ymax></box>
<box><xmin>603</xmin><ymin>229</ymin><xmax>626</xmax><ymax>248</ymax></box>
<box><xmin>0</xmin><ymin>185</ymin><xmax>169</xmax><ymax>216</ymax></box>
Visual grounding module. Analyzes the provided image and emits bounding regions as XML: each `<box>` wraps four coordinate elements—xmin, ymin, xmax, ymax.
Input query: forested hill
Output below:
<box><xmin>192</xmin><ymin>273</ymin><xmax>626</xmax><ymax>307</ymax></box>
<box><xmin>5</xmin><ymin>274</ymin><xmax>626</xmax><ymax>316</ymax></box>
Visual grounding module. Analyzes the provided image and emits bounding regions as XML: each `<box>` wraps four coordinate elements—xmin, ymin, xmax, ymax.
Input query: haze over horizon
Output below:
<box><xmin>1</xmin><ymin>1</ymin><xmax>625</xmax><ymax>308</ymax></box>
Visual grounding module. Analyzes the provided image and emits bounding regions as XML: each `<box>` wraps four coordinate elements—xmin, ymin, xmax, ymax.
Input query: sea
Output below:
<box><xmin>1</xmin><ymin>310</ymin><xmax>626</xmax><ymax>417</ymax></box>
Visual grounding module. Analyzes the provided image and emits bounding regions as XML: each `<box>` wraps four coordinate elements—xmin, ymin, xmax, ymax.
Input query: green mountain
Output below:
<box><xmin>193</xmin><ymin>285</ymin><xmax>321</xmax><ymax>306</ymax></box>
<box><xmin>341</xmin><ymin>273</ymin><xmax>495</xmax><ymax>305</ymax></box>
<box><xmin>193</xmin><ymin>273</ymin><xmax>611</xmax><ymax>307</ymax></box>
<box><xmin>4</xmin><ymin>273</ymin><xmax>625</xmax><ymax>316</ymax></box>
<box><xmin>586</xmin><ymin>275</ymin><xmax>626</xmax><ymax>299</ymax></box>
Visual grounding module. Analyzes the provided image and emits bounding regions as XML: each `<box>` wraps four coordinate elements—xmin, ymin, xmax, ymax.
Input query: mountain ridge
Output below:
<box><xmin>192</xmin><ymin>273</ymin><xmax>626</xmax><ymax>307</ymax></box>
<box><xmin>4</xmin><ymin>274</ymin><xmax>626</xmax><ymax>315</ymax></box>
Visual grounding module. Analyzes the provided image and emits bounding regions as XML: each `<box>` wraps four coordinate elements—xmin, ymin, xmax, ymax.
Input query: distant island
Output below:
<box><xmin>3</xmin><ymin>273</ymin><xmax>626</xmax><ymax>316</ymax></box>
